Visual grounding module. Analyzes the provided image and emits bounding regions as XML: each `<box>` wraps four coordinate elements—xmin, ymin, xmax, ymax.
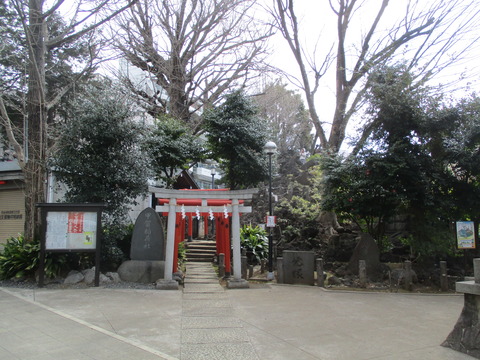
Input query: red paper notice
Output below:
<box><xmin>68</xmin><ymin>212</ymin><xmax>84</xmax><ymax>233</ymax></box>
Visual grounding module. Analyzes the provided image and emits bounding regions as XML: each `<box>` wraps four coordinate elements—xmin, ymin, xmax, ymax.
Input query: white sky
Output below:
<box><xmin>93</xmin><ymin>0</ymin><xmax>480</xmax><ymax>152</ymax></box>
<box><xmin>261</xmin><ymin>0</ymin><xmax>480</xmax><ymax>150</ymax></box>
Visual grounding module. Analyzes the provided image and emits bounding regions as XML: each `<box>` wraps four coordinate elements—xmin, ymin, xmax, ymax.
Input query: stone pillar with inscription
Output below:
<box><xmin>282</xmin><ymin>251</ymin><xmax>315</xmax><ymax>286</ymax></box>
<box><xmin>218</xmin><ymin>253</ymin><xmax>225</xmax><ymax>278</ymax></box>
<box><xmin>316</xmin><ymin>258</ymin><xmax>324</xmax><ymax>288</ymax></box>
<box><xmin>117</xmin><ymin>207</ymin><xmax>167</xmax><ymax>284</ymax></box>
<box><xmin>440</xmin><ymin>261</ymin><xmax>448</xmax><ymax>292</ymax></box>
<box><xmin>442</xmin><ymin>258</ymin><xmax>480</xmax><ymax>358</ymax></box>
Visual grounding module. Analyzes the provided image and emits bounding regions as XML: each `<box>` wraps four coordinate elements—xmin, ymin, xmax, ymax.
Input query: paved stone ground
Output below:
<box><xmin>0</xmin><ymin>287</ymin><xmax>176</xmax><ymax>360</ymax></box>
<box><xmin>0</xmin><ymin>262</ymin><xmax>476</xmax><ymax>360</ymax></box>
<box><xmin>181</xmin><ymin>262</ymin><xmax>258</xmax><ymax>360</ymax></box>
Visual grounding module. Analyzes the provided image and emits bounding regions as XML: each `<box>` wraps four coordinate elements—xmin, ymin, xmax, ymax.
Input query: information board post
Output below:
<box><xmin>456</xmin><ymin>221</ymin><xmax>477</xmax><ymax>250</ymax></box>
<box><xmin>37</xmin><ymin>203</ymin><xmax>104</xmax><ymax>287</ymax></box>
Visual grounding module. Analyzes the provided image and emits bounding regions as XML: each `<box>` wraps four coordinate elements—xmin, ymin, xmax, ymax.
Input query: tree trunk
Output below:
<box><xmin>24</xmin><ymin>0</ymin><xmax>47</xmax><ymax>240</ymax></box>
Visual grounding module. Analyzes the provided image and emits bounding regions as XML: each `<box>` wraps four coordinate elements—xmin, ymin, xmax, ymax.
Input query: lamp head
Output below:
<box><xmin>264</xmin><ymin>141</ymin><xmax>277</xmax><ymax>155</ymax></box>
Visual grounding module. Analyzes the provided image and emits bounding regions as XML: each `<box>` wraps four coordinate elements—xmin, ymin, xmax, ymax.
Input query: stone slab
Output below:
<box><xmin>456</xmin><ymin>281</ymin><xmax>480</xmax><ymax>295</ymax></box>
<box><xmin>227</xmin><ymin>279</ymin><xmax>250</xmax><ymax>289</ymax></box>
<box><xmin>183</xmin><ymin>284</ymin><xmax>224</xmax><ymax>293</ymax></box>
<box><xmin>184</xmin><ymin>277</ymin><xmax>219</xmax><ymax>282</ymax></box>
<box><xmin>182</xmin><ymin>328</ymin><xmax>249</xmax><ymax>344</ymax></box>
<box><xmin>186</xmin><ymin>270</ymin><xmax>217</xmax><ymax>275</ymax></box>
<box><xmin>182</xmin><ymin>299</ymin><xmax>231</xmax><ymax>309</ymax></box>
<box><xmin>182</xmin><ymin>293</ymin><xmax>228</xmax><ymax>300</ymax></box>
<box><xmin>155</xmin><ymin>279</ymin><xmax>179</xmax><ymax>290</ymax></box>
<box><xmin>184</xmin><ymin>280</ymin><xmax>220</xmax><ymax>286</ymax></box>
<box><xmin>181</xmin><ymin>343</ymin><xmax>259</xmax><ymax>360</ymax></box>
<box><xmin>282</xmin><ymin>251</ymin><xmax>315</xmax><ymax>285</ymax></box>
<box><xmin>184</xmin><ymin>281</ymin><xmax>219</xmax><ymax>286</ymax></box>
<box><xmin>182</xmin><ymin>317</ymin><xmax>242</xmax><ymax>329</ymax></box>
<box><xmin>186</xmin><ymin>275</ymin><xmax>218</xmax><ymax>279</ymax></box>
<box><xmin>182</xmin><ymin>306</ymin><xmax>233</xmax><ymax>317</ymax></box>
<box><xmin>131</xmin><ymin>208</ymin><xmax>165</xmax><ymax>261</ymax></box>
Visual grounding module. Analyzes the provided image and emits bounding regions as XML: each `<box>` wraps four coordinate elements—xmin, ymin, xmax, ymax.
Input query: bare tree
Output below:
<box><xmin>114</xmin><ymin>0</ymin><xmax>273</xmax><ymax>133</ymax></box>
<box><xmin>0</xmin><ymin>0</ymin><xmax>138</xmax><ymax>240</ymax></box>
<box><xmin>273</xmin><ymin>0</ymin><xmax>480</xmax><ymax>153</ymax></box>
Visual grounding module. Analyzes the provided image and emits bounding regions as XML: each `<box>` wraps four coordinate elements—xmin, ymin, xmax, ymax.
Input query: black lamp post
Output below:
<box><xmin>264</xmin><ymin>141</ymin><xmax>277</xmax><ymax>281</ymax></box>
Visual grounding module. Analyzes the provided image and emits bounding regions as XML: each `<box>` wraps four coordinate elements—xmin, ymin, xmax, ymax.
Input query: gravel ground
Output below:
<box><xmin>0</xmin><ymin>278</ymin><xmax>157</xmax><ymax>290</ymax></box>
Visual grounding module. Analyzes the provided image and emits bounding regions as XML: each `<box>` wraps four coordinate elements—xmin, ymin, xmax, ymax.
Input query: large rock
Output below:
<box><xmin>347</xmin><ymin>233</ymin><xmax>380</xmax><ymax>276</ymax></box>
<box><xmin>64</xmin><ymin>270</ymin><xmax>84</xmax><ymax>284</ymax></box>
<box><xmin>99</xmin><ymin>273</ymin><xmax>111</xmax><ymax>284</ymax></box>
<box><xmin>327</xmin><ymin>233</ymin><xmax>358</xmax><ymax>262</ymax></box>
<box><xmin>318</xmin><ymin>211</ymin><xmax>340</xmax><ymax>229</ymax></box>
<box><xmin>82</xmin><ymin>268</ymin><xmax>96</xmax><ymax>285</ymax></box>
<box><xmin>106</xmin><ymin>272</ymin><xmax>121</xmax><ymax>283</ymax></box>
<box><xmin>327</xmin><ymin>275</ymin><xmax>342</xmax><ymax>286</ymax></box>
<box><xmin>117</xmin><ymin>260</ymin><xmax>165</xmax><ymax>283</ymax></box>
<box><xmin>391</xmin><ymin>268</ymin><xmax>418</xmax><ymax>286</ymax></box>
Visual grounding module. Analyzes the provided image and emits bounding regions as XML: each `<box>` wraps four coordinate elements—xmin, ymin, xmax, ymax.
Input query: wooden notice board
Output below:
<box><xmin>37</xmin><ymin>203</ymin><xmax>104</xmax><ymax>287</ymax></box>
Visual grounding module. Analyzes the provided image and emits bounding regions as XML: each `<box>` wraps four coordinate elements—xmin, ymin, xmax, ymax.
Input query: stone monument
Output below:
<box><xmin>130</xmin><ymin>207</ymin><xmax>165</xmax><ymax>260</ymax></box>
<box><xmin>347</xmin><ymin>233</ymin><xmax>380</xmax><ymax>277</ymax></box>
<box><xmin>282</xmin><ymin>250</ymin><xmax>315</xmax><ymax>285</ymax></box>
<box><xmin>118</xmin><ymin>208</ymin><xmax>166</xmax><ymax>283</ymax></box>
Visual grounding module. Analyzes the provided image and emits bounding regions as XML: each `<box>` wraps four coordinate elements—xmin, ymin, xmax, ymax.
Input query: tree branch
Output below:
<box><xmin>0</xmin><ymin>96</ymin><xmax>25</xmax><ymax>167</ymax></box>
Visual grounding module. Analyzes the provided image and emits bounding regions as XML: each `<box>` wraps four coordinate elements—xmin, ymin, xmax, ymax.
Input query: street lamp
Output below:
<box><xmin>210</xmin><ymin>166</ymin><xmax>216</xmax><ymax>189</ymax></box>
<box><xmin>264</xmin><ymin>141</ymin><xmax>277</xmax><ymax>281</ymax></box>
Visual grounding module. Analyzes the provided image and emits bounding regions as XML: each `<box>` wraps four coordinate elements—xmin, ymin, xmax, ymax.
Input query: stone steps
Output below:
<box><xmin>185</xmin><ymin>240</ymin><xmax>217</xmax><ymax>263</ymax></box>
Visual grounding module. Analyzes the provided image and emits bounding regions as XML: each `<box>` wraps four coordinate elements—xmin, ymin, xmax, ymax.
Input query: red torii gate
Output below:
<box><xmin>157</xmin><ymin>196</ymin><xmax>243</xmax><ymax>275</ymax></box>
<box><xmin>152</xmin><ymin>187</ymin><xmax>257</xmax><ymax>289</ymax></box>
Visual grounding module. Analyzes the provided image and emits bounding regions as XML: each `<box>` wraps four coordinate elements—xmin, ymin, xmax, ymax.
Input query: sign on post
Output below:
<box><xmin>266</xmin><ymin>215</ymin><xmax>276</xmax><ymax>228</ymax></box>
<box><xmin>455</xmin><ymin>221</ymin><xmax>476</xmax><ymax>249</ymax></box>
<box><xmin>46</xmin><ymin>211</ymin><xmax>98</xmax><ymax>250</ymax></box>
<box><xmin>37</xmin><ymin>203</ymin><xmax>104</xmax><ymax>287</ymax></box>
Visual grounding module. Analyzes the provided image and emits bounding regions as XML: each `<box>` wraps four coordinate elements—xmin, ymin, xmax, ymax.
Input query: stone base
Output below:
<box><xmin>442</xmin><ymin>293</ymin><xmax>480</xmax><ymax>358</ymax></box>
<box><xmin>227</xmin><ymin>279</ymin><xmax>249</xmax><ymax>289</ymax></box>
<box><xmin>117</xmin><ymin>260</ymin><xmax>165</xmax><ymax>283</ymax></box>
<box><xmin>155</xmin><ymin>279</ymin><xmax>179</xmax><ymax>290</ymax></box>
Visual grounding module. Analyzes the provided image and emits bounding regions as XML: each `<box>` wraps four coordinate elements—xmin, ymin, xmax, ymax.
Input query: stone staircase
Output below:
<box><xmin>185</xmin><ymin>239</ymin><xmax>217</xmax><ymax>262</ymax></box>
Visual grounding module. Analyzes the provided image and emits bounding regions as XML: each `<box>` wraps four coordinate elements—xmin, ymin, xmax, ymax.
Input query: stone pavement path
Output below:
<box><xmin>180</xmin><ymin>262</ymin><xmax>259</xmax><ymax>360</ymax></box>
<box><xmin>0</xmin><ymin>287</ymin><xmax>175</xmax><ymax>360</ymax></box>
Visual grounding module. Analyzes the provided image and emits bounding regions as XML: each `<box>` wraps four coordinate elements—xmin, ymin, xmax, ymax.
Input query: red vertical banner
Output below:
<box><xmin>223</xmin><ymin>219</ymin><xmax>231</xmax><ymax>273</ymax></box>
<box><xmin>188</xmin><ymin>215</ymin><xmax>193</xmax><ymax>238</ymax></box>
<box><xmin>68</xmin><ymin>212</ymin><xmax>84</xmax><ymax>233</ymax></box>
<box><xmin>204</xmin><ymin>215</ymin><xmax>209</xmax><ymax>239</ymax></box>
<box><xmin>173</xmin><ymin>214</ymin><xmax>182</xmax><ymax>272</ymax></box>
<box><xmin>215</xmin><ymin>216</ymin><xmax>222</xmax><ymax>255</ymax></box>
